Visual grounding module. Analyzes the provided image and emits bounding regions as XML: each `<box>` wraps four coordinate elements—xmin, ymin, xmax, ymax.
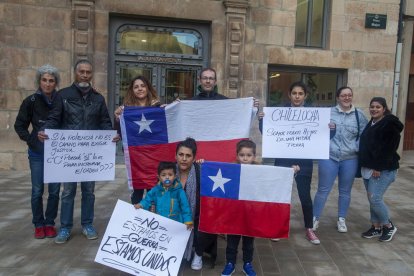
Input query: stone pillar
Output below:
<box><xmin>71</xmin><ymin>0</ymin><xmax>95</xmax><ymax>63</ymax></box>
<box><xmin>223</xmin><ymin>0</ymin><xmax>249</xmax><ymax>98</ymax></box>
<box><xmin>397</xmin><ymin>20</ymin><xmax>413</xmax><ymax>153</ymax></box>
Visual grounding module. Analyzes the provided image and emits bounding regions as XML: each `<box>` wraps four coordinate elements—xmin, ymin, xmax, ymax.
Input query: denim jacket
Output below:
<box><xmin>329</xmin><ymin>105</ymin><xmax>368</xmax><ymax>161</ymax></box>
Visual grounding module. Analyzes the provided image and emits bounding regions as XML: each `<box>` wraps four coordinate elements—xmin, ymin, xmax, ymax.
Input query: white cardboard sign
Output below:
<box><xmin>95</xmin><ymin>199</ymin><xmax>191</xmax><ymax>276</ymax></box>
<box><xmin>262</xmin><ymin>107</ymin><xmax>331</xmax><ymax>159</ymax></box>
<box><xmin>44</xmin><ymin>129</ymin><xmax>116</xmax><ymax>183</ymax></box>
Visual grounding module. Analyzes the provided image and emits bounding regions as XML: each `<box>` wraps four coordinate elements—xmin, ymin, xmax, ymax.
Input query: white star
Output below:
<box><xmin>209</xmin><ymin>169</ymin><xmax>231</xmax><ymax>193</ymax></box>
<box><xmin>134</xmin><ymin>113</ymin><xmax>154</xmax><ymax>134</ymax></box>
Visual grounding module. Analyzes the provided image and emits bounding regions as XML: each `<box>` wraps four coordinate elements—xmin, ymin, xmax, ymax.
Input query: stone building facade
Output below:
<box><xmin>1</xmin><ymin>0</ymin><xmax>413</xmax><ymax>170</ymax></box>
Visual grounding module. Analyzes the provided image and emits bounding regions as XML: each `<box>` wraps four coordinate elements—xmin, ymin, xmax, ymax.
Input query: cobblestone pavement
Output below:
<box><xmin>1</xmin><ymin>152</ymin><xmax>414</xmax><ymax>276</ymax></box>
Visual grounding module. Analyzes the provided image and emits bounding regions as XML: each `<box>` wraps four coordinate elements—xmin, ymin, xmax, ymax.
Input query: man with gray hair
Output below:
<box><xmin>38</xmin><ymin>60</ymin><xmax>119</xmax><ymax>244</ymax></box>
<box><xmin>15</xmin><ymin>64</ymin><xmax>61</xmax><ymax>239</ymax></box>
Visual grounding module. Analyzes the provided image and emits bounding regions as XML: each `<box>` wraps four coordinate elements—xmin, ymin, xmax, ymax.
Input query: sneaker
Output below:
<box><xmin>221</xmin><ymin>262</ymin><xmax>235</xmax><ymax>276</ymax></box>
<box><xmin>44</xmin><ymin>226</ymin><xmax>57</xmax><ymax>238</ymax></box>
<box><xmin>306</xmin><ymin>228</ymin><xmax>320</xmax><ymax>245</ymax></box>
<box><xmin>191</xmin><ymin>253</ymin><xmax>202</xmax><ymax>270</ymax></box>
<box><xmin>242</xmin><ymin>262</ymin><xmax>256</xmax><ymax>276</ymax></box>
<box><xmin>34</xmin><ymin>226</ymin><xmax>45</xmax><ymax>239</ymax></box>
<box><xmin>361</xmin><ymin>226</ymin><xmax>382</xmax><ymax>239</ymax></box>
<box><xmin>82</xmin><ymin>225</ymin><xmax>98</xmax><ymax>240</ymax></box>
<box><xmin>337</xmin><ymin>217</ymin><xmax>347</xmax><ymax>233</ymax></box>
<box><xmin>379</xmin><ymin>222</ymin><xmax>397</xmax><ymax>242</ymax></box>
<box><xmin>270</xmin><ymin>238</ymin><xmax>280</xmax><ymax>242</ymax></box>
<box><xmin>312</xmin><ymin>217</ymin><xmax>319</xmax><ymax>231</ymax></box>
<box><xmin>55</xmin><ymin>228</ymin><xmax>70</xmax><ymax>244</ymax></box>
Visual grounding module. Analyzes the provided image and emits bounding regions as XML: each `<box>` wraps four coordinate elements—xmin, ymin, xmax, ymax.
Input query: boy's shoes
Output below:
<box><xmin>221</xmin><ymin>262</ymin><xmax>235</xmax><ymax>276</ymax></box>
<box><xmin>337</xmin><ymin>217</ymin><xmax>347</xmax><ymax>233</ymax></box>
<box><xmin>44</xmin><ymin>226</ymin><xmax>57</xmax><ymax>238</ymax></box>
<box><xmin>82</xmin><ymin>225</ymin><xmax>98</xmax><ymax>240</ymax></box>
<box><xmin>243</xmin><ymin>262</ymin><xmax>257</xmax><ymax>276</ymax></box>
<box><xmin>270</xmin><ymin>238</ymin><xmax>280</xmax><ymax>242</ymax></box>
<box><xmin>55</xmin><ymin>228</ymin><xmax>71</xmax><ymax>244</ymax></box>
<box><xmin>34</xmin><ymin>226</ymin><xmax>45</xmax><ymax>239</ymax></box>
<box><xmin>191</xmin><ymin>253</ymin><xmax>202</xmax><ymax>270</ymax></box>
<box><xmin>306</xmin><ymin>228</ymin><xmax>320</xmax><ymax>245</ymax></box>
<box><xmin>361</xmin><ymin>226</ymin><xmax>382</xmax><ymax>239</ymax></box>
<box><xmin>312</xmin><ymin>217</ymin><xmax>319</xmax><ymax>231</ymax></box>
<box><xmin>379</xmin><ymin>222</ymin><xmax>397</xmax><ymax>242</ymax></box>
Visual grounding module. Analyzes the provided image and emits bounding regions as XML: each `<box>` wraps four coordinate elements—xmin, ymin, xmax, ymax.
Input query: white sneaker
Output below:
<box><xmin>337</xmin><ymin>217</ymin><xmax>347</xmax><ymax>233</ymax></box>
<box><xmin>191</xmin><ymin>253</ymin><xmax>203</xmax><ymax>270</ymax></box>
<box><xmin>270</xmin><ymin>238</ymin><xmax>280</xmax><ymax>242</ymax></box>
<box><xmin>312</xmin><ymin>217</ymin><xmax>319</xmax><ymax>231</ymax></box>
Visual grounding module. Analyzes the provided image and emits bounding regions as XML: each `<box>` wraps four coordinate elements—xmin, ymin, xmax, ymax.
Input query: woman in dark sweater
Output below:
<box><xmin>359</xmin><ymin>97</ymin><xmax>403</xmax><ymax>242</ymax></box>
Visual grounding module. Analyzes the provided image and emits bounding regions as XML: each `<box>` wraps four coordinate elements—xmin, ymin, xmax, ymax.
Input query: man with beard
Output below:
<box><xmin>38</xmin><ymin>60</ymin><xmax>119</xmax><ymax>244</ymax></box>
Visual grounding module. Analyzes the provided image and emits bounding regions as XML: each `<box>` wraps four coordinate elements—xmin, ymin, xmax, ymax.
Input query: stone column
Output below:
<box><xmin>223</xmin><ymin>0</ymin><xmax>249</xmax><ymax>98</ymax></box>
<box><xmin>71</xmin><ymin>0</ymin><xmax>95</xmax><ymax>63</ymax></box>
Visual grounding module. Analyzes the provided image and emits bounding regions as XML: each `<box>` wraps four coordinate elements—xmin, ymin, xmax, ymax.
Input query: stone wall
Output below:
<box><xmin>0</xmin><ymin>0</ymin><xmax>401</xmax><ymax>170</ymax></box>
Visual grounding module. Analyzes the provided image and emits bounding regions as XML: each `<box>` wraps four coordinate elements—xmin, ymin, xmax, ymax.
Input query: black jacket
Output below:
<box><xmin>14</xmin><ymin>91</ymin><xmax>57</xmax><ymax>154</ymax></box>
<box><xmin>42</xmin><ymin>83</ymin><xmax>113</xmax><ymax>130</ymax></box>
<box><xmin>359</xmin><ymin>114</ymin><xmax>404</xmax><ymax>171</ymax></box>
<box><xmin>192</xmin><ymin>85</ymin><xmax>228</xmax><ymax>100</ymax></box>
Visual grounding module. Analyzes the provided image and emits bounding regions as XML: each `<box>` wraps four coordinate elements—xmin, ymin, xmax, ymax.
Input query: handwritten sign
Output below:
<box><xmin>95</xmin><ymin>200</ymin><xmax>191</xmax><ymax>276</ymax></box>
<box><xmin>262</xmin><ymin>107</ymin><xmax>330</xmax><ymax>159</ymax></box>
<box><xmin>44</xmin><ymin>129</ymin><xmax>116</xmax><ymax>183</ymax></box>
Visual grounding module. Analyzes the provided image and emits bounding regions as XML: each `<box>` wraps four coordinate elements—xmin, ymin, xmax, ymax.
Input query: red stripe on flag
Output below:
<box><xmin>129</xmin><ymin>143</ymin><xmax>177</xmax><ymax>189</ymax></box>
<box><xmin>199</xmin><ymin>196</ymin><xmax>291</xmax><ymax>238</ymax></box>
<box><xmin>196</xmin><ymin>139</ymin><xmax>246</xmax><ymax>162</ymax></box>
<box><xmin>128</xmin><ymin>138</ymin><xmax>246</xmax><ymax>189</ymax></box>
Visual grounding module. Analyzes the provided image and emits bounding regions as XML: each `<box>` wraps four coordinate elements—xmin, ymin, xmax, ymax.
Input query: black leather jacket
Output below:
<box><xmin>42</xmin><ymin>83</ymin><xmax>113</xmax><ymax>131</ymax></box>
<box><xmin>15</xmin><ymin>90</ymin><xmax>57</xmax><ymax>153</ymax></box>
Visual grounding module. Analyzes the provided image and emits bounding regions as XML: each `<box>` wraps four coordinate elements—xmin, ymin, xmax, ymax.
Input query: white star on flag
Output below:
<box><xmin>209</xmin><ymin>169</ymin><xmax>231</xmax><ymax>193</ymax></box>
<box><xmin>134</xmin><ymin>113</ymin><xmax>154</xmax><ymax>134</ymax></box>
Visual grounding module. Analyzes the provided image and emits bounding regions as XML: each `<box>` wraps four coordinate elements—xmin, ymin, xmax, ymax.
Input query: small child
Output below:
<box><xmin>221</xmin><ymin>140</ymin><xmax>257</xmax><ymax>276</ymax></box>
<box><xmin>134</xmin><ymin>161</ymin><xmax>193</xmax><ymax>230</ymax></box>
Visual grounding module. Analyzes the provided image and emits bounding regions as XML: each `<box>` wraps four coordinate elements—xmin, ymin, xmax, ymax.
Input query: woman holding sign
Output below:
<box><xmin>259</xmin><ymin>81</ymin><xmax>320</xmax><ymax>245</ymax></box>
<box><xmin>313</xmin><ymin>87</ymin><xmax>368</xmax><ymax>233</ymax></box>
<box><xmin>114</xmin><ymin>76</ymin><xmax>161</xmax><ymax>204</ymax></box>
<box><xmin>14</xmin><ymin>64</ymin><xmax>61</xmax><ymax>239</ymax></box>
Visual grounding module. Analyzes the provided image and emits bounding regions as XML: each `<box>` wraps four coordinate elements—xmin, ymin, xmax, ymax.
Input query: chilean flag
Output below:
<box><xmin>199</xmin><ymin>161</ymin><xmax>294</xmax><ymax>238</ymax></box>
<box><xmin>120</xmin><ymin>98</ymin><xmax>254</xmax><ymax>189</ymax></box>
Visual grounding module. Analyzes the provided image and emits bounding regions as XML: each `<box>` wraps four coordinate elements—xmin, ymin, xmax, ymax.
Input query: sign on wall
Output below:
<box><xmin>95</xmin><ymin>200</ymin><xmax>191</xmax><ymax>276</ymax></box>
<box><xmin>262</xmin><ymin>107</ymin><xmax>331</xmax><ymax>159</ymax></box>
<box><xmin>365</xmin><ymin>13</ymin><xmax>387</xmax><ymax>29</ymax></box>
<box><xmin>44</xmin><ymin>129</ymin><xmax>116</xmax><ymax>183</ymax></box>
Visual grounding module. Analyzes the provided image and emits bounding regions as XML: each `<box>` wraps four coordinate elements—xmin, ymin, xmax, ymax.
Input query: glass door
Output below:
<box><xmin>162</xmin><ymin>66</ymin><xmax>199</xmax><ymax>102</ymax></box>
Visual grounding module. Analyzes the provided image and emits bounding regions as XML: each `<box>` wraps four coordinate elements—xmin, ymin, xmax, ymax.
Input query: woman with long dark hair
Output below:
<box><xmin>359</xmin><ymin>97</ymin><xmax>403</xmax><ymax>242</ymax></box>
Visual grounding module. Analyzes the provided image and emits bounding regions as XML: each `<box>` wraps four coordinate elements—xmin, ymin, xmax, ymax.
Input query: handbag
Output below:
<box><xmin>355</xmin><ymin>109</ymin><xmax>362</xmax><ymax>178</ymax></box>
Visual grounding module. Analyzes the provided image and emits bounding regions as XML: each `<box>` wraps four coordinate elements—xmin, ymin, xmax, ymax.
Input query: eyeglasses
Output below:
<box><xmin>339</xmin><ymin>94</ymin><xmax>353</xmax><ymax>99</ymax></box>
<box><xmin>200</xmin><ymin>77</ymin><xmax>216</xmax><ymax>81</ymax></box>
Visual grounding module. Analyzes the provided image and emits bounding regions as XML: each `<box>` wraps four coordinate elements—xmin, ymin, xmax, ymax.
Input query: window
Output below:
<box><xmin>117</xmin><ymin>25</ymin><xmax>202</xmax><ymax>58</ymax></box>
<box><xmin>267</xmin><ymin>65</ymin><xmax>346</xmax><ymax>107</ymax></box>
<box><xmin>295</xmin><ymin>0</ymin><xmax>330</xmax><ymax>48</ymax></box>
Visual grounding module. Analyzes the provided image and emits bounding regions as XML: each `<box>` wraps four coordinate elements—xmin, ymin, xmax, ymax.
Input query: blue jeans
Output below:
<box><xmin>295</xmin><ymin>175</ymin><xmax>314</xmax><ymax>228</ymax></box>
<box><xmin>29</xmin><ymin>155</ymin><xmax>60</xmax><ymax>227</ymax></box>
<box><xmin>314</xmin><ymin>158</ymin><xmax>358</xmax><ymax>219</ymax></box>
<box><xmin>60</xmin><ymin>181</ymin><xmax>95</xmax><ymax>231</ymax></box>
<box><xmin>363</xmin><ymin>170</ymin><xmax>396</xmax><ymax>225</ymax></box>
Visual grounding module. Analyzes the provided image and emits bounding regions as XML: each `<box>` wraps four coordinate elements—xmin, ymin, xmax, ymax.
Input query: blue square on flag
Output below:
<box><xmin>201</xmin><ymin>162</ymin><xmax>240</xmax><ymax>199</ymax></box>
<box><xmin>123</xmin><ymin>106</ymin><xmax>168</xmax><ymax>146</ymax></box>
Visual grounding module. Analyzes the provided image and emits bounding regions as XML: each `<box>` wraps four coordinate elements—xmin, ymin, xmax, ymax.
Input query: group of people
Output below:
<box><xmin>14</xmin><ymin>61</ymin><xmax>403</xmax><ymax>276</ymax></box>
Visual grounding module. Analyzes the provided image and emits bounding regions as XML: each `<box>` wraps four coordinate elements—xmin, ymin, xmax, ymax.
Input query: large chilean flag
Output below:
<box><xmin>120</xmin><ymin>98</ymin><xmax>254</xmax><ymax>189</ymax></box>
<box><xmin>199</xmin><ymin>161</ymin><xmax>294</xmax><ymax>238</ymax></box>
